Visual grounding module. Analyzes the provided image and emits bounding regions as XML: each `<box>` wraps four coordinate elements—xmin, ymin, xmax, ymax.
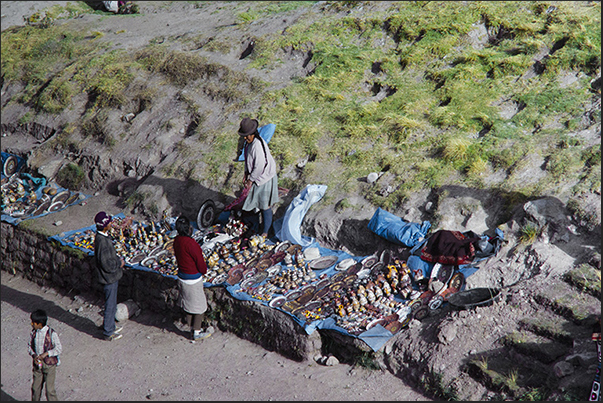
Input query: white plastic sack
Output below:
<box><xmin>274</xmin><ymin>184</ymin><xmax>327</xmax><ymax>246</ymax></box>
<box><xmin>102</xmin><ymin>1</ymin><xmax>119</xmax><ymax>13</ymax></box>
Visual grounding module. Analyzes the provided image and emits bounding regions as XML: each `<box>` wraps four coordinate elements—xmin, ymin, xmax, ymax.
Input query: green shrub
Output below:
<box><xmin>35</xmin><ymin>78</ymin><xmax>76</xmax><ymax>113</ymax></box>
<box><xmin>55</xmin><ymin>163</ymin><xmax>85</xmax><ymax>190</ymax></box>
<box><xmin>74</xmin><ymin>50</ymin><xmax>136</xmax><ymax>108</ymax></box>
<box><xmin>518</xmin><ymin>222</ymin><xmax>541</xmax><ymax>244</ymax></box>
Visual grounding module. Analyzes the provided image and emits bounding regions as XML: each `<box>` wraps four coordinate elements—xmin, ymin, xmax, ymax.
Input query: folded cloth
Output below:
<box><xmin>224</xmin><ymin>186</ymin><xmax>250</xmax><ymax>211</ymax></box>
<box><xmin>420</xmin><ymin>230</ymin><xmax>480</xmax><ymax>265</ymax></box>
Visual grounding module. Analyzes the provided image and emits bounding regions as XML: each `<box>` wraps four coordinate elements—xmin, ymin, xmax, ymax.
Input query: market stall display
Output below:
<box><xmin>1</xmin><ymin>153</ymin><xmax>91</xmax><ymax>224</ymax></box>
<box><xmin>40</xmin><ymin>177</ymin><xmax>505</xmax><ymax>353</ymax></box>
<box><xmin>48</xmin><ymin>209</ymin><xmax>482</xmax><ymax>352</ymax></box>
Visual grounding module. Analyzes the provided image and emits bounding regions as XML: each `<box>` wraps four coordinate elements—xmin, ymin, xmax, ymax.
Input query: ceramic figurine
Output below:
<box><xmin>382</xmin><ymin>280</ymin><xmax>392</xmax><ymax>296</ymax></box>
<box><xmin>374</xmin><ymin>285</ymin><xmax>383</xmax><ymax>299</ymax></box>
<box><xmin>367</xmin><ymin>288</ymin><xmax>376</xmax><ymax>304</ymax></box>
<box><xmin>351</xmin><ymin>292</ymin><xmax>360</xmax><ymax>312</ymax></box>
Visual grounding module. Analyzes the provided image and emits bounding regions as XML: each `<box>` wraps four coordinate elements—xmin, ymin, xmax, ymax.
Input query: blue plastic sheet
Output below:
<box><xmin>51</xmin><ymin>215</ymin><xmax>394</xmax><ymax>350</ymax></box>
<box><xmin>44</xmin><ymin>187</ymin><xmax>505</xmax><ymax>353</ymax></box>
<box><xmin>49</xmin><ymin>213</ymin><xmax>126</xmax><ymax>256</ymax></box>
<box><xmin>219</xmin><ymin>241</ymin><xmax>396</xmax><ymax>351</ymax></box>
<box><xmin>367</xmin><ymin>207</ymin><xmax>431</xmax><ymax>248</ymax></box>
<box><xmin>273</xmin><ymin>184</ymin><xmax>328</xmax><ymax>247</ymax></box>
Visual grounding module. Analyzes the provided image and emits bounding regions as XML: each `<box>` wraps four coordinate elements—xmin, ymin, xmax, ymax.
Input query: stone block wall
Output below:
<box><xmin>1</xmin><ymin>222</ymin><xmax>323</xmax><ymax>361</ymax></box>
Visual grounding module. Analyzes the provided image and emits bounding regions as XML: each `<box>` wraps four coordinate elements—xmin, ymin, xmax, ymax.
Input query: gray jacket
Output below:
<box><xmin>94</xmin><ymin>231</ymin><xmax>123</xmax><ymax>285</ymax></box>
<box><xmin>244</xmin><ymin>136</ymin><xmax>276</xmax><ymax>186</ymax></box>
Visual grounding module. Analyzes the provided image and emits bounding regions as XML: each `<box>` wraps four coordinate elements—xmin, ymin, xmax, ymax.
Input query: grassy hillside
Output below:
<box><xmin>1</xmin><ymin>1</ymin><xmax>600</xmax><ymax>222</ymax></box>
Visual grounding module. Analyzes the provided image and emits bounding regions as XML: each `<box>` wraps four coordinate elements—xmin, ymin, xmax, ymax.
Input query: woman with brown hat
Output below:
<box><xmin>237</xmin><ymin>117</ymin><xmax>278</xmax><ymax>238</ymax></box>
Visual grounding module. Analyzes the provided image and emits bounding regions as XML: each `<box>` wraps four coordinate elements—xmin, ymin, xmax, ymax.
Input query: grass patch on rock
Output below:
<box><xmin>563</xmin><ymin>263</ymin><xmax>601</xmax><ymax>298</ymax></box>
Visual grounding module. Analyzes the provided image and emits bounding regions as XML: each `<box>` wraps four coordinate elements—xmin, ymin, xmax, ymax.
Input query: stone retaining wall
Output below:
<box><xmin>1</xmin><ymin>222</ymin><xmax>343</xmax><ymax>362</ymax></box>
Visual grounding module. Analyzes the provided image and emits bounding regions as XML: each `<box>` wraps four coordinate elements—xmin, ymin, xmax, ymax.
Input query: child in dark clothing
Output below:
<box><xmin>28</xmin><ymin>309</ymin><xmax>62</xmax><ymax>401</ymax></box>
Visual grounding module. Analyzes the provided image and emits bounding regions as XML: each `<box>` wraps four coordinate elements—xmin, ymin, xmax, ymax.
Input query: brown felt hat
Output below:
<box><xmin>238</xmin><ymin>117</ymin><xmax>259</xmax><ymax>136</ymax></box>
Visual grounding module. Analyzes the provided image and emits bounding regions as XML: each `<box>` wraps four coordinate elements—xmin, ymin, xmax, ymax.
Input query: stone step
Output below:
<box><xmin>501</xmin><ymin>330</ymin><xmax>570</xmax><ymax>364</ymax></box>
<box><xmin>563</xmin><ymin>263</ymin><xmax>601</xmax><ymax>298</ymax></box>
<box><xmin>519</xmin><ymin>310</ymin><xmax>593</xmax><ymax>345</ymax></box>
<box><xmin>533</xmin><ymin>279</ymin><xmax>601</xmax><ymax>326</ymax></box>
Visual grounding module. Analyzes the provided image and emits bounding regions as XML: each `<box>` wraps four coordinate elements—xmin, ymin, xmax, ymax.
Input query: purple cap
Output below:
<box><xmin>94</xmin><ymin>211</ymin><xmax>112</xmax><ymax>229</ymax></box>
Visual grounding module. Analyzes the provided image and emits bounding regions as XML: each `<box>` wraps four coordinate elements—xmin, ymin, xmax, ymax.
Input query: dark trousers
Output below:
<box><xmin>261</xmin><ymin>208</ymin><xmax>273</xmax><ymax>235</ymax></box>
<box><xmin>185</xmin><ymin>312</ymin><xmax>204</xmax><ymax>331</ymax></box>
<box><xmin>103</xmin><ymin>281</ymin><xmax>119</xmax><ymax>337</ymax></box>
<box><xmin>241</xmin><ymin>208</ymin><xmax>273</xmax><ymax>236</ymax></box>
<box><xmin>32</xmin><ymin>363</ymin><xmax>57</xmax><ymax>401</ymax></box>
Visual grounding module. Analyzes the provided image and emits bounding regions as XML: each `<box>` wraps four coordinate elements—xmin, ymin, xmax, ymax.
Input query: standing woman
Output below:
<box><xmin>173</xmin><ymin>216</ymin><xmax>212</xmax><ymax>341</ymax></box>
<box><xmin>238</xmin><ymin>117</ymin><xmax>279</xmax><ymax>238</ymax></box>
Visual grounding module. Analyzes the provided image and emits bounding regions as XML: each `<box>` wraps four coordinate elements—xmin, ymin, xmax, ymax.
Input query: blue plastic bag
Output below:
<box><xmin>367</xmin><ymin>207</ymin><xmax>431</xmax><ymax>248</ymax></box>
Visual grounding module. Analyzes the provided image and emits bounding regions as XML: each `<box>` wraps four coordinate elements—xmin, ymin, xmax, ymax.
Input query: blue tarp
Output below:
<box><xmin>49</xmin><ymin>211</ymin><xmax>395</xmax><ymax>350</ymax></box>
<box><xmin>49</xmin><ymin>213</ymin><xmax>180</xmax><ymax>279</ymax></box>
<box><xmin>220</xmin><ymin>240</ymin><xmax>392</xmax><ymax>350</ymax></box>
<box><xmin>45</xmin><ymin>185</ymin><xmax>504</xmax><ymax>352</ymax></box>
<box><xmin>2</xmin><ymin>152</ymin><xmax>92</xmax><ymax>224</ymax></box>
<box><xmin>367</xmin><ymin>207</ymin><xmax>431</xmax><ymax>248</ymax></box>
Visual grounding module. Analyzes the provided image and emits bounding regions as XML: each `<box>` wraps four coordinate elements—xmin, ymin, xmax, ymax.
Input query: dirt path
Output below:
<box><xmin>1</xmin><ymin>270</ymin><xmax>431</xmax><ymax>401</ymax></box>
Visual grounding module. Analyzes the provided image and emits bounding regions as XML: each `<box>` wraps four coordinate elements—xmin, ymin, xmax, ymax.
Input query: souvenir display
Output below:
<box><xmin>2</xmin><ymin>169</ymin><xmax>87</xmax><ymax>220</ymax></box>
<box><xmin>47</xmin><ymin>203</ymin><xmax>470</xmax><ymax>345</ymax></box>
<box><xmin>51</xmin><ymin>190</ymin><xmax>70</xmax><ymax>204</ymax></box>
<box><xmin>48</xmin><ymin>201</ymin><xmax>65</xmax><ymax>212</ymax></box>
<box><xmin>269</xmin><ymin>295</ymin><xmax>287</xmax><ymax>308</ymax></box>
<box><xmin>335</xmin><ymin>258</ymin><xmax>355</xmax><ymax>271</ymax></box>
<box><xmin>309</xmin><ymin>255</ymin><xmax>338</xmax><ymax>270</ymax></box>
<box><xmin>274</xmin><ymin>240</ymin><xmax>292</xmax><ymax>253</ymax></box>
<box><xmin>303</xmin><ymin>247</ymin><xmax>320</xmax><ymax>261</ymax></box>
<box><xmin>64</xmin><ymin>192</ymin><xmax>83</xmax><ymax>206</ymax></box>
<box><xmin>3</xmin><ymin>155</ymin><xmax>19</xmax><ymax>177</ymax></box>
<box><xmin>361</xmin><ymin>255</ymin><xmax>378</xmax><ymax>269</ymax></box>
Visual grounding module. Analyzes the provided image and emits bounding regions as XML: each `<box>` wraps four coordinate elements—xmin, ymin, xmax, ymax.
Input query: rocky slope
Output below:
<box><xmin>2</xmin><ymin>1</ymin><xmax>601</xmax><ymax>400</ymax></box>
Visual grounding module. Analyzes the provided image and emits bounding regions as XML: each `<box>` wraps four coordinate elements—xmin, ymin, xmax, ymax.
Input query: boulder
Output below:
<box><xmin>115</xmin><ymin>299</ymin><xmax>141</xmax><ymax>322</ymax></box>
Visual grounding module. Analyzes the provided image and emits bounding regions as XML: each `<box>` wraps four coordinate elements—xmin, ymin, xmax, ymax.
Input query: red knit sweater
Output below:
<box><xmin>173</xmin><ymin>235</ymin><xmax>207</xmax><ymax>279</ymax></box>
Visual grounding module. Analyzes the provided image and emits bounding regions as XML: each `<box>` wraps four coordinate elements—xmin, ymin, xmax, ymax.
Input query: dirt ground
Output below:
<box><xmin>1</xmin><ymin>270</ymin><xmax>432</xmax><ymax>401</ymax></box>
<box><xmin>2</xmin><ymin>2</ymin><xmax>600</xmax><ymax>401</ymax></box>
<box><xmin>0</xmin><ymin>4</ymin><xmax>424</xmax><ymax>399</ymax></box>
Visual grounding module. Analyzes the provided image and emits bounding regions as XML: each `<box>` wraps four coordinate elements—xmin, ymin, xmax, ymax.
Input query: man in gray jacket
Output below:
<box><xmin>93</xmin><ymin>211</ymin><xmax>125</xmax><ymax>341</ymax></box>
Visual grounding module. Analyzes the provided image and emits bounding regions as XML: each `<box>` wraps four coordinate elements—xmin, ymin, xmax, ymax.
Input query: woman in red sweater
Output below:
<box><xmin>173</xmin><ymin>216</ymin><xmax>212</xmax><ymax>341</ymax></box>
